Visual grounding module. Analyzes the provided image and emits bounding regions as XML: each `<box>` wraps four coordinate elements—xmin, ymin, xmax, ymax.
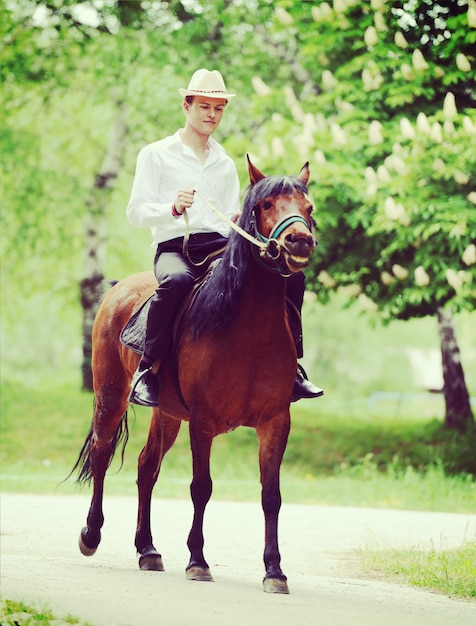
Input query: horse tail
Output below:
<box><xmin>68</xmin><ymin>407</ymin><xmax>130</xmax><ymax>486</ymax></box>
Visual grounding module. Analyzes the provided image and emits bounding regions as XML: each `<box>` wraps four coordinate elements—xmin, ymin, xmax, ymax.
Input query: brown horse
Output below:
<box><xmin>72</xmin><ymin>157</ymin><xmax>317</xmax><ymax>594</ymax></box>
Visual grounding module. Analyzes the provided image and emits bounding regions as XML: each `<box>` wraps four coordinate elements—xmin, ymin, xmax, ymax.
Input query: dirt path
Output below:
<box><xmin>1</xmin><ymin>493</ymin><xmax>475</xmax><ymax>626</ymax></box>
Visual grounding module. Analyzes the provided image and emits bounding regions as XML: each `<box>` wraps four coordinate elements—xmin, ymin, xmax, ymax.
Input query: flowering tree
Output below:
<box><xmin>248</xmin><ymin>0</ymin><xmax>475</xmax><ymax>429</ymax></box>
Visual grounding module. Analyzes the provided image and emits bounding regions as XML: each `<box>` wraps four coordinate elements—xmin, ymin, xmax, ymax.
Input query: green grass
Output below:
<box><xmin>361</xmin><ymin>541</ymin><xmax>476</xmax><ymax>599</ymax></box>
<box><xmin>0</xmin><ymin>599</ymin><xmax>91</xmax><ymax>625</ymax></box>
<box><xmin>1</xmin><ymin>382</ymin><xmax>475</xmax><ymax>512</ymax></box>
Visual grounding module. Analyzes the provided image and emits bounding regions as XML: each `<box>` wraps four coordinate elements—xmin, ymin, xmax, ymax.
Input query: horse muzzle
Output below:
<box><xmin>282</xmin><ymin>231</ymin><xmax>317</xmax><ymax>270</ymax></box>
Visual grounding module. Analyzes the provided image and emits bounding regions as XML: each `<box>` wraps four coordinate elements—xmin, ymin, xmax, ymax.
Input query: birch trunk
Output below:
<box><xmin>80</xmin><ymin>103</ymin><xmax>128</xmax><ymax>390</ymax></box>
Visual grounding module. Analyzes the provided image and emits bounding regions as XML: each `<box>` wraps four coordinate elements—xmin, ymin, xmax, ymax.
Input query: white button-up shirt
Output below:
<box><xmin>126</xmin><ymin>129</ymin><xmax>240</xmax><ymax>246</ymax></box>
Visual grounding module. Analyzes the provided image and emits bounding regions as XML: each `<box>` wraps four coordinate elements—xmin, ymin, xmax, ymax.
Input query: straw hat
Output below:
<box><xmin>178</xmin><ymin>69</ymin><xmax>236</xmax><ymax>101</ymax></box>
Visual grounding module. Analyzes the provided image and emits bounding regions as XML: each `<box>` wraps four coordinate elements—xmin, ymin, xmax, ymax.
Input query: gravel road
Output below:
<box><xmin>1</xmin><ymin>493</ymin><xmax>475</xmax><ymax>626</ymax></box>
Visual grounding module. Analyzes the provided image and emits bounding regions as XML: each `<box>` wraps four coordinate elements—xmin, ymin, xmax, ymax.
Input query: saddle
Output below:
<box><xmin>119</xmin><ymin>262</ymin><xmax>218</xmax><ymax>355</ymax></box>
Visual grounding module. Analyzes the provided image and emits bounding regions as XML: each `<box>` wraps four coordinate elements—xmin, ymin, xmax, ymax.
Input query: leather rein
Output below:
<box><xmin>185</xmin><ymin>189</ymin><xmax>312</xmax><ymax>275</ymax></box>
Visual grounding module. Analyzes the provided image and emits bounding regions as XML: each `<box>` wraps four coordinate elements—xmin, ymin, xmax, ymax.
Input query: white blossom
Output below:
<box><xmin>365</xmin><ymin>25</ymin><xmax>379</xmax><ymax>47</ymax></box>
<box><xmin>377</xmin><ymin>165</ymin><xmax>391</xmax><ymax>183</ymax></box>
<box><xmin>463</xmin><ymin>116</ymin><xmax>475</xmax><ymax>135</ymax></box>
<box><xmin>331</xmin><ymin>123</ymin><xmax>347</xmax><ymax>145</ymax></box>
<box><xmin>314</xmin><ymin>149</ymin><xmax>327</xmax><ymax>165</ymax></box>
<box><xmin>369</xmin><ymin>120</ymin><xmax>384</xmax><ymax>144</ymax></box>
<box><xmin>412</xmin><ymin>49</ymin><xmax>429</xmax><ymax>71</ymax></box>
<box><xmin>374</xmin><ymin>11</ymin><xmax>386</xmax><ymax>32</ymax></box>
<box><xmin>312</xmin><ymin>2</ymin><xmax>332</xmax><ymax>21</ymax></box>
<box><xmin>401</xmin><ymin>63</ymin><xmax>414</xmax><ymax>80</ymax></box>
<box><xmin>251</xmin><ymin>76</ymin><xmax>271</xmax><ymax>97</ymax></box>
<box><xmin>322</xmin><ymin>69</ymin><xmax>338</xmax><ymax>90</ymax></box>
<box><xmin>454</xmin><ymin>171</ymin><xmax>469</xmax><ymax>185</ymax></box>
<box><xmin>362</xmin><ymin>68</ymin><xmax>373</xmax><ymax>91</ymax></box>
<box><xmin>462</xmin><ymin>244</ymin><xmax>476</xmax><ymax>266</ymax></box>
<box><xmin>443</xmin><ymin>120</ymin><xmax>455</xmax><ymax>135</ymax></box>
<box><xmin>466</xmin><ymin>191</ymin><xmax>476</xmax><ymax>205</ymax></box>
<box><xmin>394</xmin><ymin>31</ymin><xmax>408</xmax><ymax>48</ymax></box>
<box><xmin>338</xmin><ymin>284</ymin><xmax>362</xmax><ymax>298</ymax></box>
<box><xmin>365</xmin><ymin>166</ymin><xmax>378</xmax><ymax>183</ymax></box>
<box><xmin>392</xmin><ymin>264</ymin><xmax>409</xmax><ymax>280</ymax></box>
<box><xmin>468</xmin><ymin>5</ymin><xmax>476</xmax><ymax>28</ymax></box>
<box><xmin>445</xmin><ymin>268</ymin><xmax>463</xmax><ymax>291</ymax></box>
<box><xmin>318</xmin><ymin>270</ymin><xmax>336</xmax><ymax>288</ymax></box>
<box><xmin>334</xmin><ymin>0</ymin><xmax>349</xmax><ymax>14</ymax></box>
<box><xmin>400</xmin><ymin>117</ymin><xmax>415</xmax><ymax>139</ymax></box>
<box><xmin>430</xmin><ymin>122</ymin><xmax>443</xmax><ymax>143</ymax></box>
<box><xmin>284</xmin><ymin>86</ymin><xmax>304</xmax><ymax>123</ymax></box>
<box><xmin>271</xmin><ymin>137</ymin><xmax>285</xmax><ymax>157</ymax></box>
<box><xmin>443</xmin><ymin>92</ymin><xmax>457</xmax><ymax>118</ymax></box>
<box><xmin>414</xmin><ymin>266</ymin><xmax>430</xmax><ymax>286</ymax></box>
<box><xmin>416</xmin><ymin>112</ymin><xmax>431</xmax><ymax>134</ymax></box>
<box><xmin>432</xmin><ymin>158</ymin><xmax>446</xmax><ymax>173</ymax></box>
<box><xmin>275</xmin><ymin>6</ymin><xmax>293</xmax><ymax>25</ymax></box>
<box><xmin>358</xmin><ymin>293</ymin><xmax>379</xmax><ymax>312</ymax></box>
<box><xmin>381</xmin><ymin>271</ymin><xmax>394</xmax><ymax>285</ymax></box>
<box><xmin>456</xmin><ymin>53</ymin><xmax>471</xmax><ymax>72</ymax></box>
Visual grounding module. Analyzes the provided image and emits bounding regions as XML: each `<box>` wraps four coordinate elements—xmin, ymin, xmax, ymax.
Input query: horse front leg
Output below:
<box><xmin>185</xmin><ymin>422</ymin><xmax>214</xmax><ymax>582</ymax></box>
<box><xmin>256</xmin><ymin>414</ymin><xmax>291</xmax><ymax>594</ymax></box>
<box><xmin>135</xmin><ymin>410</ymin><xmax>181</xmax><ymax>571</ymax></box>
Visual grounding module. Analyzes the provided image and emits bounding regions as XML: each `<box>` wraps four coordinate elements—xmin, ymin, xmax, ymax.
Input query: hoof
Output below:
<box><xmin>78</xmin><ymin>527</ymin><xmax>100</xmax><ymax>557</ymax></box>
<box><xmin>263</xmin><ymin>577</ymin><xmax>290</xmax><ymax>594</ymax></box>
<box><xmin>139</xmin><ymin>552</ymin><xmax>164</xmax><ymax>571</ymax></box>
<box><xmin>186</xmin><ymin>565</ymin><xmax>214</xmax><ymax>582</ymax></box>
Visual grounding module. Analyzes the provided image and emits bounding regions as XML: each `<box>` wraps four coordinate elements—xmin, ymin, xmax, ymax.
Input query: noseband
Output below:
<box><xmin>252</xmin><ymin>210</ymin><xmax>314</xmax><ymax>277</ymax></box>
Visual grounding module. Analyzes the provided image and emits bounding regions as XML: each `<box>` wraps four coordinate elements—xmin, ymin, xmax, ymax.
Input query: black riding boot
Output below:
<box><xmin>128</xmin><ymin>361</ymin><xmax>161</xmax><ymax>407</ymax></box>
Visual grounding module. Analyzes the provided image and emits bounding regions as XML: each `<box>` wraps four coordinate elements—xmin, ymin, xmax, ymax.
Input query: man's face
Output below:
<box><xmin>184</xmin><ymin>96</ymin><xmax>227</xmax><ymax>137</ymax></box>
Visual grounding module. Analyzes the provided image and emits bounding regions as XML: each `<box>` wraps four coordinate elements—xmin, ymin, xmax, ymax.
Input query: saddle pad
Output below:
<box><xmin>119</xmin><ymin>259</ymin><xmax>221</xmax><ymax>356</ymax></box>
<box><xmin>119</xmin><ymin>295</ymin><xmax>153</xmax><ymax>354</ymax></box>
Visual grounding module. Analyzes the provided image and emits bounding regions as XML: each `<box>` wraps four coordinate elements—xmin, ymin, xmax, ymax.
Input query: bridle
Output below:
<box><xmin>251</xmin><ymin>210</ymin><xmax>314</xmax><ymax>276</ymax></box>
<box><xmin>191</xmin><ymin>189</ymin><xmax>314</xmax><ymax>276</ymax></box>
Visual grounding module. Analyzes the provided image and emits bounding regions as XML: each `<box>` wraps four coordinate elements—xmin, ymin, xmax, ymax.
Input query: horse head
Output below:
<box><xmin>246</xmin><ymin>155</ymin><xmax>317</xmax><ymax>275</ymax></box>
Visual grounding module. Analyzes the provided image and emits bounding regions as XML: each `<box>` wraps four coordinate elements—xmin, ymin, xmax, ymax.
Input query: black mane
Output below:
<box><xmin>187</xmin><ymin>174</ymin><xmax>309</xmax><ymax>337</ymax></box>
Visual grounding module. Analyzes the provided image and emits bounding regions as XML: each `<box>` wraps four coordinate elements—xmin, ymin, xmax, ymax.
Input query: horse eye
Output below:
<box><xmin>261</xmin><ymin>200</ymin><xmax>273</xmax><ymax>211</ymax></box>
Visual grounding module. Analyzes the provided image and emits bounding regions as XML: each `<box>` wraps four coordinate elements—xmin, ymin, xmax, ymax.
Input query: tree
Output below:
<box><xmin>240</xmin><ymin>0</ymin><xmax>475</xmax><ymax>429</ymax></box>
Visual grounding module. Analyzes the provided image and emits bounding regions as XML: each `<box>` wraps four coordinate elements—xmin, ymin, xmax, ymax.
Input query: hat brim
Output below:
<box><xmin>178</xmin><ymin>88</ymin><xmax>236</xmax><ymax>101</ymax></box>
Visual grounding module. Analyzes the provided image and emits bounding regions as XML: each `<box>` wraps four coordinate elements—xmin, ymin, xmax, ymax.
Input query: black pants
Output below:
<box><xmin>143</xmin><ymin>233</ymin><xmax>305</xmax><ymax>362</ymax></box>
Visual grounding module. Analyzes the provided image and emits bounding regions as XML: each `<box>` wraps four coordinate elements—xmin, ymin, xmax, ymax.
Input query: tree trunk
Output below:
<box><xmin>437</xmin><ymin>307</ymin><xmax>474</xmax><ymax>431</ymax></box>
<box><xmin>80</xmin><ymin>102</ymin><xmax>129</xmax><ymax>391</ymax></box>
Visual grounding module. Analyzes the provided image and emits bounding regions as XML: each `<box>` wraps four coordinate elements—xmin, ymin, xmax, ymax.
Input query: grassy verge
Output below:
<box><xmin>1</xmin><ymin>382</ymin><xmax>475</xmax><ymax>511</ymax></box>
<box><xmin>0</xmin><ymin>599</ymin><xmax>91</xmax><ymax>626</ymax></box>
<box><xmin>361</xmin><ymin>541</ymin><xmax>476</xmax><ymax>599</ymax></box>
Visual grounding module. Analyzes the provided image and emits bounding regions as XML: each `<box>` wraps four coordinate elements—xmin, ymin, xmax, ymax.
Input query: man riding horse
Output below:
<box><xmin>125</xmin><ymin>68</ymin><xmax>323</xmax><ymax>407</ymax></box>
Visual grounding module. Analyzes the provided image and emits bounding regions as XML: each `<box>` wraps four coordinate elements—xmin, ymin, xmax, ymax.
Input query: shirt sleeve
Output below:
<box><xmin>126</xmin><ymin>145</ymin><xmax>175</xmax><ymax>229</ymax></box>
<box><xmin>227</xmin><ymin>163</ymin><xmax>241</xmax><ymax>218</ymax></box>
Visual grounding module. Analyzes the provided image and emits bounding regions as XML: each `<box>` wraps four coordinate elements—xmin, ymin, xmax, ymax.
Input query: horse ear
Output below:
<box><xmin>298</xmin><ymin>162</ymin><xmax>310</xmax><ymax>185</ymax></box>
<box><xmin>247</xmin><ymin>154</ymin><xmax>266</xmax><ymax>185</ymax></box>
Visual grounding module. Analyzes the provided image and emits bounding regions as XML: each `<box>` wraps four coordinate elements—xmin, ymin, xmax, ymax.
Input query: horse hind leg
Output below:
<box><xmin>76</xmin><ymin>390</ymin><xmax>130</xmax><ymax>557</ymax></box>
<box><xmin>135</xmin><ymin>410</ymin><xmax>181</xmax><ymax>571</ymax></box>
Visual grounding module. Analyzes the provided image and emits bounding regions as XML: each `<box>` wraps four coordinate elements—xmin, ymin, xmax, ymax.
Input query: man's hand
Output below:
<box><xmin>174</xmin><ymin>188</ymin><xmax>195</xmax><ymax>214</ymax></box>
